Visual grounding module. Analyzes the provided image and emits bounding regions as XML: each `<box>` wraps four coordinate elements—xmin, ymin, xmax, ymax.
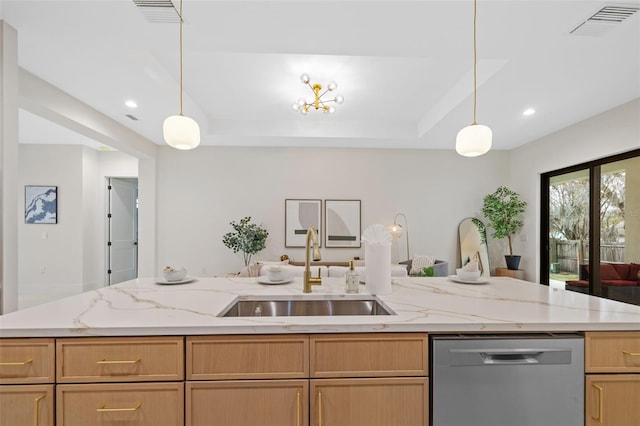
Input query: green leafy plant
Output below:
<box><xmin>222</xmin><ymin>216</ymin><xmax>269</xmax><ymax>266</ymax></box>
<box><xmin>482</xmin><ymin>186</ymin><xmax>527</xmax><ymax>255</ymax></box>
<box><xmin>412</xmin><ymin>266</ymin><xmax>434</xmax><ymax>277</ymax></box>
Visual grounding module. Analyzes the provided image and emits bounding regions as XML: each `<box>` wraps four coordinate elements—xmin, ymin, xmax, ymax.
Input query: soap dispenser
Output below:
<box><xmin>345</xmin><ymin>260</ymin><xmax>359</xmax><ymax>293</ymax></box>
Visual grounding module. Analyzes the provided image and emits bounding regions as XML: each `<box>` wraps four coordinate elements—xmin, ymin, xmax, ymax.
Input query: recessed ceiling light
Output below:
<box><xmin>125</xmin><ymin>100</ymin><xmax>138</xmax><ymax>108</ymax></box>
<box><xmin>523</xmin><ymin>108</ymin><xmax>536</xmax><ymax>116</ymax></box>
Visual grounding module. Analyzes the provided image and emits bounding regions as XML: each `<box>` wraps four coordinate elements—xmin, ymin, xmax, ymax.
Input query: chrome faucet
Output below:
<box><xmin>303</xmin><ymin>226</ymin><xmax>322</xmax><ymax>293</ymax></box>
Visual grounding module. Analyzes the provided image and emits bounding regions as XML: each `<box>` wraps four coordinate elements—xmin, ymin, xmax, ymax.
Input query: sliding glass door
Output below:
<box><xmin>542</xmin><ymin>149</ymin><xmax>640</xmax><ymax>305</ymax></box>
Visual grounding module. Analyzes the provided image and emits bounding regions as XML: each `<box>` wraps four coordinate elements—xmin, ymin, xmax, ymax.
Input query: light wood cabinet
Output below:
<box><xmin>0</xmin><ymin>384</ymin><xmax>54</xmax><ymax>426</ymax></box>
<box><xmin>310</xmin><ymin>378</ymin><xmax>428</xmax><ymax>426</ymax></box>
<box><xmin>187</xmin><ymin>380</ymin><xmax>308</xmax><ymax>426</ymax></box>
<box><xmin>56</xmin><ymin>336</ymin><xmax>184</xmax><ymax>383</ymax></box>
<box><xmin>310</xmin><ymin>333</ymin><xmax>427</xmax><ymax>378</ymax></box>
<box><xmin>586</xmin><ymin>375</ymin><xmax>640</xmax><ymax>426</ymax></box>
<box><xmin>585</xmin><ymin>331</ymin><xmax>640</xmax><ymax>426</ymax></box>
<box><xmin>187</xmin><ymin>334</ymin><xmax>308</xmax><ymax>380</ymax></box>
<box><xmin>585</xmin><ymin>331</ymin><xmax>640</xmax><ymax>373</ymax></box>
<box><xmin>56</xmin><ymin>382</ymin><xmax>184</xmax><ymax>426</ymax></box>
<box><xmin>1</xmin><ymin>339</ymin><xmax>56</xmax><ymax>425</ymax></box>
<box><xmin>0</xmin><ymin>338</ymin><xmax>55</xmax><ymax>384</ymax></box>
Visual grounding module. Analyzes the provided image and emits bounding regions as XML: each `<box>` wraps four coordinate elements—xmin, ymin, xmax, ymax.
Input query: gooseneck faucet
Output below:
<box><xmin>303</xmin><ymin>226</ymin><xmax>322</xmax><ymax>293</ymax></box>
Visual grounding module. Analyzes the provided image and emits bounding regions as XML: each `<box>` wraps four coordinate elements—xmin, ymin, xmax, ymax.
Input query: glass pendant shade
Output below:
<box><xmin>456</xmin><ymin>123</ymin><xmax>492</xmax><ymax>157</ymax></box>
<box><xmin>387</xmin><ymin>223</ymin><xmax>403</xmax><ymax>239</ymax></box>
<box><xmin>163</xmin><ymin>115</ymin><xmax>201</xmax><ymax>150</ymax></box>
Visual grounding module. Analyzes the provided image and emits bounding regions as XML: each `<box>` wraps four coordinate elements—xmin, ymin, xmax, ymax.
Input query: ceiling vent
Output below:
<box><xmin>570</xmin><ymin>4</ymin><xmax>640</xmax><ymax>36</ymax></box>
<box><xmin>132</xmin><ymin>0</ymin><xmax>180</xmax><ymax>23</ymax></box>
<box><xmin>125</xmin><ymin>114</ymin><xmax>139</xmax><ymax>121</ymax></box>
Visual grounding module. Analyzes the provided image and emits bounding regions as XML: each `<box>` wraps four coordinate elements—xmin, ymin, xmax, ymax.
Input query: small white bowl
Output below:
<box><xmin>163</xmin><ymin>267</ymin><xmax>187</xmax><ymax>281</ymax></box>
<box><xmin>266</xmin><ymin>265</ymin><xmax>288</xmax><ymax>282</ymax></box>
<box><xmin>456</xmin><ymin>268</ymin><xmax>481</xmax><ymax>281</ymax></box>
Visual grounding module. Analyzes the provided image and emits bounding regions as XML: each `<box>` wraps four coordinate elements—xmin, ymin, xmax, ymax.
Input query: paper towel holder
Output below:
<box><xmin>388</xmin><ymin>213</ymin><xmax>410</xmax><ymax>262</ymax></box>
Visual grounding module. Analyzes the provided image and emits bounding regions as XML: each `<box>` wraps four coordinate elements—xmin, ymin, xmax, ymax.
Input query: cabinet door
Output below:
<box><xmin>187</xmin><ymin>379</ymin><xmax>308</xmax><ymax>426</ymax></box>
<box><xmin>586</xmin><ymin>375</ymin><xmax>640</xmax><ymax>426</ymax></box>
<box><xmin>57</xmin><ymin>382</ymin><xmax>184</xmax><ymax>426</ymax></box>
<box><xmin>0</xmin><ymin>384</ymin><xmax>54</xmax><ymax>426</ymax></box>
<box><xmin>311</xmin><ymin>378</ymin><xmax>428</xmax><ymax>426</ymax></box>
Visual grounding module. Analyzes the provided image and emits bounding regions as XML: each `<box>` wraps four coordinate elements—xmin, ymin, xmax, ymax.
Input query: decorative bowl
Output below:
<box><xmin>162</xmin><ymin>266</ymin><xmax>187</xmax><ymax>281</ymax></box>
<box><xmin>456</xmin><ymin>268</ymin><xmax>481</xmax><ymax>281</ymax></box>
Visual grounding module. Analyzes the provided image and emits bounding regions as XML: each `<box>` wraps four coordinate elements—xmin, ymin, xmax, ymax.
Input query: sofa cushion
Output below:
<box><xmin>611</xmin><ymin>263</ymin><xmax>631</xmax><ymax>280</ymax></box>
<box><xmin>566</xmin><ymin>280</ymin><xmax>588</xmax><ymax>287</ymax></box>
<box><xmin>601</xmin><ymin>280</ymin><xmax>638</xmax><ymax>287</ymax></box>
<box><xmin>600</xmin><ymin>263</ymin><xmax>622</xmax><ymax>280</ymax></box>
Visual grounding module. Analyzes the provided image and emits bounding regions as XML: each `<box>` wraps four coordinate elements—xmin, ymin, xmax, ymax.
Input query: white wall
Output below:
<box><xmin>510</xmin><ymin>98</ymin><xmax>640</xmax><ymax>283</ymax></box>
<box><xmin>18</xmin><ymin>145</ymin><xmax>138</xmax><ymax>308</ymax></box>
<box><xmin>155</xmin><ymin>147</ymin><xmax>510</xmax><ymax>276</ymax></box>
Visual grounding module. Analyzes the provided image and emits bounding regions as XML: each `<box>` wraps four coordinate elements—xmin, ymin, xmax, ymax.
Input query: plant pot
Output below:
<box><xmin>505</xmin><ymin>255</ymin><xmax>521</xmax><ymax>270</ymax></box>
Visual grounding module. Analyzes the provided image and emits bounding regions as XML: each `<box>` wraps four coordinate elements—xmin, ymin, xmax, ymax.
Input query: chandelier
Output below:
<box><xmin>291</xmin><ymin>74</ymin><xmax>344</xmax><ymax>115</ymax></box>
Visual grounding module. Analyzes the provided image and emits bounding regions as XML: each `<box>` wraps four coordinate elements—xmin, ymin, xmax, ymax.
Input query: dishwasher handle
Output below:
<box><xmin>449</xmin><ymin>347</ymin><xmax>573</xmax><ymax>366</ymax></box>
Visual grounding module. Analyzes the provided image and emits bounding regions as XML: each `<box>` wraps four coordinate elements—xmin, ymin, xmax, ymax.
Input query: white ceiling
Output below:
<box><xmin>2</xmin><ymin>0</ymin><xmax>639</xmax><ymax>151</ymax></box>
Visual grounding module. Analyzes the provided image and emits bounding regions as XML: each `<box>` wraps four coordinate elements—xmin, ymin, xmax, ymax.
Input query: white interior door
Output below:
<box><xmin>108</xmin><ymin>178</ymin><xmax>138</xmax><ymax>284</ymax></box>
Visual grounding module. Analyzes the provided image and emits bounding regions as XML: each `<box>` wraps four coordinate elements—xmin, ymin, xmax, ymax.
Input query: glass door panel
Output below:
<box><xmin>599</xmin><ymin>158</ymin><xmax>640</xmax><ymax>305</ymax></box>
<box><xmin>548</xmin><ymin>170</ymin><xmax>590</xmax><ymax>291</ymax></box>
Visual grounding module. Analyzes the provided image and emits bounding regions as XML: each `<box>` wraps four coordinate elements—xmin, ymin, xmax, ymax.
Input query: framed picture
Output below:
<box><xmin>325</xmin><ymin>199</ymin><xmax>361</xmax><ymax>248</ymax></box>
<box><xmin>285</xmin><ymin>199</ymin><xmax>322</xmax><ymax>247</ymax></box>
<box><xmin>25</xmin><ymin>185</ymin><xmax>58</xmax><ymax>224</ymax></box>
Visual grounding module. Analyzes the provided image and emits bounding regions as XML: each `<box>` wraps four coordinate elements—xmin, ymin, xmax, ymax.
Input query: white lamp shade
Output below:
<box><xmin>456</xmin><ymin>123</ymin><xmax>492</xmax><ymax>157</ymax></box>
<box><xmin>163</xmin><ymin>115</ymin><xmax>201</xmax><ymax>150</ymax></box>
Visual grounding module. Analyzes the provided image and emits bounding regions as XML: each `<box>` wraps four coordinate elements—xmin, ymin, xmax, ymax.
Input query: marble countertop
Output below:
<box><xmin>1</xmin><ymin>276</ymin><xmax>640</xmax><ymax>338</ymax></box>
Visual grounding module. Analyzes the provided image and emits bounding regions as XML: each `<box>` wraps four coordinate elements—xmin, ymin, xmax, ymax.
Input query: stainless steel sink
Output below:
<box><xmin>219</xmin><ymin>297</ymin><xmax>395</xmax><ymax>317</ymax></box>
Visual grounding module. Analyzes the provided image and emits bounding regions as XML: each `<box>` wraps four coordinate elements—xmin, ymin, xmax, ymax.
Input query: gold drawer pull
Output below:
<box><xmin>33</xmin><ymin>394</ymin><xmax>46</xmax><ymax>426</ymax></box>
<box><xmin>622</xmin><ymin>350</ymin><xmax>640</xmax><ymax>356</ymax></box>
<box><xmin>97</xmin><ymin>402</ymin><xmax>141</xmax><ymax>412</ymax></box>
<box><xmin>0</xmin><ymin>358</ymin><xmax>33</xmax><ymax>366</ymax></box>
<box><xmin>296</xmin><ymin>390</ymin><xmax>301</xmax><ymax>426</ymax></box>
<box><xmin>96</xmin><ymin>358</ymin><xmax>141</xmax><ymax>365</ymax></box>
<box><xmin>591</xmin><ymin>384</ymin><xmax>604</xmax><ymax>422</ymax></box>
<box><xmin>318</xmin><ymin>390</ymin><xmax>323</xmax><ymax>426</ymax></box>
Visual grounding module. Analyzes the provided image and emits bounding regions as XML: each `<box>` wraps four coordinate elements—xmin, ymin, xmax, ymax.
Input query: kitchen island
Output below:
<box><xmin>2</xmin><ymin>277</ymin><xmax>639</xmax><ymax>425</ymax></box>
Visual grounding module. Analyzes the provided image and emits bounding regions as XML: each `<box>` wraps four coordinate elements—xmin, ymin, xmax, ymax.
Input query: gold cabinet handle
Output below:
<box><xmin>318</xmin><ymin>390</ymin><xmax>322</xmax><ymax>426</ymax></box>
<box><xmin>0</xmin><ymin>358</ymin><xmax>33</xmax><ymax>366</ymax></box>
<box><xmin>97</xmin><ymin>402</ymin><xmax>141</xmax><ymax>412</ymax></box>
<box><xmin>33</xmin><ymin>394</ymin><xmax>45</xmax><ymax>426</ymax></box>
<box><xmin>622</xmin><ymin>350</ymin><xmax>640</xmax><ymax>356</ymax></box>
<box><xmin>96</xmin><ymin>358</ymin><xmax>141</xmax><ymax>365</ymax></box>
<box><xmin>591</xmin><ymin>384</ymin><xmax>604</xmax><ymax>422</ymax></box>
<box><xmin>296</xmin><ymin>390</ymin><xmax>301</xmax><ymax>426</ymax></box>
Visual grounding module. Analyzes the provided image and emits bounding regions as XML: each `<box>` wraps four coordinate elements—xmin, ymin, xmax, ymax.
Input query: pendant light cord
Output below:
<box><xmin>179</xmin><ymin>0</ymin><xmax>184</xmax><ymax>116</ymax></box>
<box><xmin>472</xmin><ymin>0</ymin><xmax>478</xmax><ymax>125</ymax></box>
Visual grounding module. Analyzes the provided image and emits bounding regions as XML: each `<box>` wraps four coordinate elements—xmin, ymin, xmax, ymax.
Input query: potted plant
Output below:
<box><xmin>222</xmin><ymin>216</ymin><xmax>269</xmax><ymax>267</ymax></box>
<box><xmin>482</xmin><ymin>186</ymin><xmax>527</xmax><ymax>270</ymax></box>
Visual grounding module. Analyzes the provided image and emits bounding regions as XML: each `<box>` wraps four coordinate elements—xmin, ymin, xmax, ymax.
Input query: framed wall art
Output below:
<box><xmin>285</xmin><ymin>199</ymin><xmax>322</xmax><ymax>247</ymax></box>
<box><xmin>325</xmin><ymin>199</ymin><xmax>361</xmax><ymax>248</ymax></box>
<box><xmin>25</xmin><ymin>185</ymin><xmax>58</xmax><ymax>224</ymax></box>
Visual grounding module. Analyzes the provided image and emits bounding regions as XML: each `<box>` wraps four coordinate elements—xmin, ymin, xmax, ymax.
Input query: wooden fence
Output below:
<box><xmin>550</xmin><ymin>239</ymin><xmax>625</xmax><ymax>274</ymax></box>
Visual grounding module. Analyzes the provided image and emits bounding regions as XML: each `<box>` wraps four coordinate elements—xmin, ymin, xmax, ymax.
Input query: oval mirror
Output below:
<box><xmin>458</xmin><ymin>218</ymin><xmax>490</xmax><ymax>277</ymax></box>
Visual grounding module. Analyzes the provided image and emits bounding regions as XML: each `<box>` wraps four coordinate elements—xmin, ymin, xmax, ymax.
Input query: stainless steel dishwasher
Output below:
<box><xmin>432</xmin><ymin>334</ymin><xmax>584</xmax><ymax>426</ymax></box>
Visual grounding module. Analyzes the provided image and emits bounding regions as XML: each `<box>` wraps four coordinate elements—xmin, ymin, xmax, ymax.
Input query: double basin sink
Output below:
<box><xmin>219</xmin><ymin>297</ymin><xmax>395</xmax><ymax>317</ymax></box>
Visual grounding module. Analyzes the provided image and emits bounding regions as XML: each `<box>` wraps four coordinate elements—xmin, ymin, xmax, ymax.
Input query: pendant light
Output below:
<box><xmin>163</xmin><ymin>0</ymin><xmax>200</xmax><ymax>150</ymax></box>
<box><xmin>456</xmin><ymin>0</ymin><xmax>492</xmax><ymax>157</ymax></box>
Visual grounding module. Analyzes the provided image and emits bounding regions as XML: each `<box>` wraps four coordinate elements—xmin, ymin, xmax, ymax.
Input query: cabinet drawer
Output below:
<box><xmin>585</xmin><ymin>331</ymin><xmax>640</xmax><ymax>373</ymax></box>
<box><xmin>186</xmin><ymin>380</ymin><xmax>308</xmax><ymax>426</ymax></box>
<box><xmin>0</xmin><ymin>384</ymin><xmax>54</xmax><ymax>426</ymax></box>
<box><xmin>310</xmin><ymin>333</ymin><xmax>428</xmax><ymax>378</ymax></box>
<box><xmin>187</xmin><ymin>335</ymin><xmax>309</xmax><ymax>380</ymax></box>
<box><xmin>0</xmin><ymin>338</ymin><xmax>55</xmax><ymax>384</ymax></box>
<box><xmin>57</xmin><ymin>336</ymin><xmax>184</xmax><ymax>383</ymax></box>
<box><xmin>57</xmin><ymin>382</ymin><xmax>184</xmax><ymax>426</ymax></box>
